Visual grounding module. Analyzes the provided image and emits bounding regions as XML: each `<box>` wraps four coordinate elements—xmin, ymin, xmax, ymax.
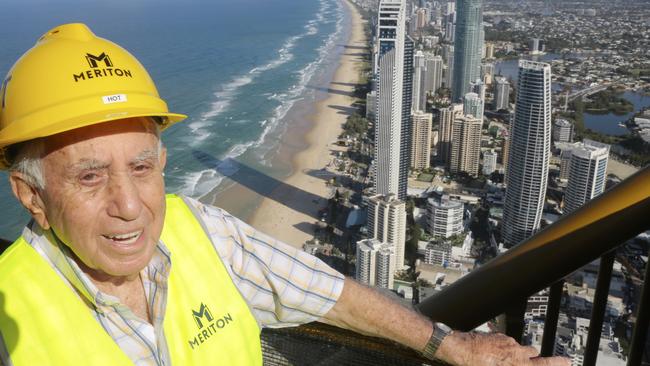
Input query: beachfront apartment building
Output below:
<box><xmin>411</xmin><ymin>111</ymin><xmax>433</xmax><ymax>170</ymax></box>
<box><xmin>373</xmin><ymin>0</ymin><xmax>413</xmax><ymax>201</ymax></box>
<box><xmin>563</xmin><ymin>140</ymin><xmax>610</xmax><ymax>214</ymax></box>
<box><xmin>366</xmin><ymin>194</ymin><xmax>407</xmax><ymax>271</ymax></box>
<box><xmin>449</xmin><ymin>114</ymin><xmax>482</xmax><ymax>177</ymax></box>
<box><xmin>355</xmin><ymin>239</ymin><xmax>396</xmax><ymax>289</ymax></box>
<box><xmin>502</xmin><ymin>60</ymin><xmax>552</xmax><ymax>247</ymax></box>
<box><xmin>452</xmin><ymin>0</ymin><xmax>483</xmax><ymax>102</ymax></box>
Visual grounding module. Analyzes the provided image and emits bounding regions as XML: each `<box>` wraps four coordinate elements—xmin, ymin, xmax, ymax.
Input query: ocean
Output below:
<box><xmin>0</xmin><ymin>0</ymin><xmax>349</xmax><ymax>240</ymax></box>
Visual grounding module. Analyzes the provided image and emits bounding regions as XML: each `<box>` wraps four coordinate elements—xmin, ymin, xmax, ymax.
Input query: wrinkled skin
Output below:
<box><xmin>10</xmin><ymin>117</ymin><xmax>166</xmax><ymax>283</ymax></box>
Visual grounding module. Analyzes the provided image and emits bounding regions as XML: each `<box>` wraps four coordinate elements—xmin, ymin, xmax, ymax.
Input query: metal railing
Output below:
<box><xmin>261</xmin><ymin>322</ymin><xmax>441</xmax><ymax>365</ymax></box>
<box><xmin>416</xmin><ymin>166</ymin><xmax>650</xmax><ymax>365</ymax></box>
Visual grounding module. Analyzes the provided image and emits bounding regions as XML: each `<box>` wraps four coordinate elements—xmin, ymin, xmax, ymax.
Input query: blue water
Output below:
<box><xmin>0</xmin><ymin>0</ymin><xmax>348</xmax><ymax>239</ymax></box>
<box><xmin>495</xmin><ymin>55</ymin><xmax>650</xmax><ymax>135</ymax></box>
<box><xmin>583</xmin><ymin>91</ymin><xmax>650</xmax><ymax>135</ymax></box>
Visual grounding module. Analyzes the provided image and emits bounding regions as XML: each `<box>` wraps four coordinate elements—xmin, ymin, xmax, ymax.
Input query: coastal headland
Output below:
<box><xmin>210</xmin><ymin>0</ymin><xmax>367</xmax><ymax>249</ymax></box>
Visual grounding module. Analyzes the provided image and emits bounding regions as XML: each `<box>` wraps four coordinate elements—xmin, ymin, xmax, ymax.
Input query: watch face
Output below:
<box><xmin>436</xmin><ymin>323</ymin><xmax>452</xmax><ymax>334</ymax></box>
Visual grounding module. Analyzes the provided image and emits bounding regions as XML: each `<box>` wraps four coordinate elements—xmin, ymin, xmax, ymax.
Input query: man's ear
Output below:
<box><xmin>9</xmin><ymin>172</ymin><xmax>50</xmax><ymax>230</ymax></box>
<box><xmin>160</xmin><ymin>145</ymin><xmax>167</xmax><ymax>171</ymax></box>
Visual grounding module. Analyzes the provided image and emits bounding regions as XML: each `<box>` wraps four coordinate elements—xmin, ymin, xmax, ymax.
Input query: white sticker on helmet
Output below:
<box><xmin>102</xmin><ymin>94</ymin><xmax>127</xmax><ymax>104</ymax></box>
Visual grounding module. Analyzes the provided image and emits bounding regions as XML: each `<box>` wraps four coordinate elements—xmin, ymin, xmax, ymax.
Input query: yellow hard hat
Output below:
<box><xmin>0</xmin><ymin>23</ymin><xmax>187</xmax><ymax>169</ymax></box>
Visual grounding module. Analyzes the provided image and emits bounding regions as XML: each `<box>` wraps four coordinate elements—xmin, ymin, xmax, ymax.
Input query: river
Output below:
<box><xmin>494</xmin><ymin>55</ymin><xmax>650</xmax><ymax>136</ymax></box>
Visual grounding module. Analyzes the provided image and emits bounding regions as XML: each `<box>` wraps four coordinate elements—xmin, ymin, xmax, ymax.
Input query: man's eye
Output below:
<box><xmin>79</xmin><ymin>172</ymin><xmax>102</xmax><ymax>184</ymax></box>
<box><xmin>134</xmin><ymin>164</ymin><xmax>152</xmax><ymax>173</ymax></box>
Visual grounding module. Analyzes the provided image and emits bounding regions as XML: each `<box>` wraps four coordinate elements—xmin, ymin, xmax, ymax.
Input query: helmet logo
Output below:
<box><xmin>85</xmin><ymin>53</ymin><xmax>113</xmax><ymax>68</ymax></box>
<box><xmin>1</xmin><ymin>75</ymin><xmax>10</xmax><ymax>108</ymax></box>
<box><xmin>73</xmin><ymin>52</ymin><xmax>132</xmax><ymax>83</ymax></box>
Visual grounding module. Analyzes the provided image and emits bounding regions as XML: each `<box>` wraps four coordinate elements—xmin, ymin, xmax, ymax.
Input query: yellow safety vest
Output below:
<box><xmin>0</xmin><ymin>194</ymin><xmax>262</xmax><ymax>365</ymax></box>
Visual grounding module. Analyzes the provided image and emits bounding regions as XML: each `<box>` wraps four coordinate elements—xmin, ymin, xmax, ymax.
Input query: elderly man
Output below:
<box><xmin>0</xmin><ymin>24</ymin><xmax>569</xmax><ymax>365</ymax></box>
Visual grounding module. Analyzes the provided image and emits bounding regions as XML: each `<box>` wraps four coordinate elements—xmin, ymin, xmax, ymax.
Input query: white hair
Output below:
<box><xmin>9</xmin><ymin>139</ymin><xmax>46</xmax><ymax>190</ymax></box>
<box><xmin>9</xmin><ymin>118</ymin><xmax>163</xmax><ymax>190</ymax></box>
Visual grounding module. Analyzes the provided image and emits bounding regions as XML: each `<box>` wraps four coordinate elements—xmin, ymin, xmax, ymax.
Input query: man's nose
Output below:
<box><xmin>106</xmin><ymin>174</ymin><xmax>142</xmax><ymax>221</ymax></box>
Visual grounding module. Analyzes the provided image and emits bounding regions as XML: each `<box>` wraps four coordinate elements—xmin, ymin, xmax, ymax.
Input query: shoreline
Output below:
<box><xmin>209</xmin><ymin>0</ymin><xmax>367</xmax><ymax>248</ymax></box>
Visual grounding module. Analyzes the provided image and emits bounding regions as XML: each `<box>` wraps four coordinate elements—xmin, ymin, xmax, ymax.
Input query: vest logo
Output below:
<box><xmin>188</xmin><ymin>303</ymin><xmax>235</xmax><ymax>350</ymax></box>
<box><xmin>73</xmin><ymin>52</ymin><xmax>133</xmax><ymax>83</ymax></box>
<box><xmin>85</xmin><ymin>52</ymin><xmax>113</xmax><ymax>68</ymax></box>
<box><xmin>192</xmin><ymin>303</ymin><xmax>213</xmax><ymax>329</ymax></box>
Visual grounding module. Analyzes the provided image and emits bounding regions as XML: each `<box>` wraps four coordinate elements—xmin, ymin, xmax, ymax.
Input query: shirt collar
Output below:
<box><xmin>22</xmin><ymin>220</ymin><xmax>172</xmax><ymax>310</ymax></box>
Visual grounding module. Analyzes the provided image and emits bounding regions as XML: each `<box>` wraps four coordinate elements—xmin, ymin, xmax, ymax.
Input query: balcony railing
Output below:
<box><xmin>416</xmin><ymin>165</ymin><xmax>650</xmax><ymax>365</ymax></box>
<box><xmin>261</xmin><ymin>322</ymin><xmax>441</xmax><ymax>365</ymax></box>
<box><xmin>0</xmin><ymin>167</ymin><xmax>648</xmax><ymax>365</ymax></box>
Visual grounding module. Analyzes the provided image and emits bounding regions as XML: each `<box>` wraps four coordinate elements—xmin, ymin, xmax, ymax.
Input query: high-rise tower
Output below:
<box><xmin>424</xmin><ymin>53</ymin><xmax>443</xmax><ymax>95</ymax></box>
<box><xmin>493</xmin><ymin>76</ymin><xmax>510</xmax><ymax>111</ymax></box>
<box><xmin>451</xmin><ymin>0</ymin><xmax>483</xmax><ymax>101</ymax></box>
<box><xmin>411</xmin><ymin>111</ymin><xmax>433</xmax><ymax>170</ymax></box>
<box><xmin>563</xmin><ymin>140</ymin><xmax>610</xmax><ymax>214</ymax></box>
<box><xmin>374</xmin><ymin>0</ymin><xmax>413</xmax><ymax>200</ymax></box>
<box><xmin>366</xmin><ymin>194</ymin><xmax>407</xmax><ymax>270</ymax></box>
<box><xmin>449</xmin><ymin>114</ymin><xmax>482</xmax><ymax>176</ymax></box>
<box><xmin>502</xmin><ymin>60</ymin><xmax>552</xmax><ymax>247</ymax></box>
<box><xmin>437</xmin><ymin>103</ymin><xmax>463</xmax><ymax>164</ymax></box>
<box><xmin>412</xmin><ymin>50</ymin><xmax>427</xmax><ymax>112</ymax></box>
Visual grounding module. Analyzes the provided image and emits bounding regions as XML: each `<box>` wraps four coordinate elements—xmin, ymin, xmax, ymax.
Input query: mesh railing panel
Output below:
<box><xmin>261</xmin><ymin>322</ymin><xmax>445</xmax><ymax>366</ymax></box>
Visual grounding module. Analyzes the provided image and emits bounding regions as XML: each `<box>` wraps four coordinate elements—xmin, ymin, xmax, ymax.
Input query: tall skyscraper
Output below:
<box><xmin>564</xmin><ymin>140</ymin><xmax>610</xmax><ymax>214</ymax></box>
<box><xmin>502</xmin><ymin>60</ymin><xmax>552</xmax><ymax>247</ymax></box>
<box><xmin>501</xmin><ymin>131</ymin><xmax>510</xmax><ymax>175</ymax></box>
<box><xmin>493</xmin><ymin>76</ymin><xmax>510</xmax><ymax>111</ymax></box>
<box><xmin>356</xmin><ymin>239</ymin><xmax>396</xmax><ymax>289</ymax></box>
<box><xmin>424</xmin><ymin>53</ymin><xmax>443</xmax><ymax>95</ymax></box>
<box><xmin>450</xmin><ymin>114</ymin><xmax>482</xmax><ymax>176</ymax></box>
<box><xmin>463</xmin><ymin>92</ymin><xmax>484</xmax><ymax>120</ymax></box>
<box><xmin>451</xmin><ymin>0</ymin><xmax>483</xmax><ymax>101</ymax></box>
<box><xmin>412</xmin><ymin>50</ymin><xmax>427</xmax><ymax>112</ymax></box>
<box><xmin>374</xmin><ymin>0</ymin><xmax>413</xmax><ymax>200</ymax></box>
<box><xmin>366</xmin><ymin>194</ymin><xmax>407</xmax><ymax>270</ymax></box>
<box><xmin>411</xmin><ymin>111</ymin><xmax>433</xmax><ymax>169</ymax></box>
<box><xmin>442</xmin><ymin>44</ymin><xmax>454</xmax><ymax>88</ymax></box>
<box><xmin>437</xmin><ymin>103</ymin><xmax>463</xmax><ymax>163</ymax></box>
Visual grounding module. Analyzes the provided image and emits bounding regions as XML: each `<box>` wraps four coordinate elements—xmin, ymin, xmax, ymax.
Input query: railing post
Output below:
<box><xmin>541</xmin><ymin>280</ymin><xmax>565</xmax><ymax>357</ymax></box>
<box><xmin>627</xmin><ymin>248</ymin><xmax>650</xmax><ymax>366</ymax></box>
<box><xmin>504</xmin><ymin>298</ymin><xmax>527</xmax><ymax>344</ymax></box>
<box><xmin>583</xmin><ymin>251</ymin><xmax>616</xmax><ymax>366</ymax></box>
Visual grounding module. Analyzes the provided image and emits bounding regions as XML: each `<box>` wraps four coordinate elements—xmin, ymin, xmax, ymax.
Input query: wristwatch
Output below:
<box><xmin>420</xmin><ymin>322</ymin><xmax>453</xmax><ymax>360</ymax></box>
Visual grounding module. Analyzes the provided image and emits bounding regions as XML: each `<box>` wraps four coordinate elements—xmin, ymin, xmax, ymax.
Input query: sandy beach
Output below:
<box><xmin>247</xmin><ymin>0</ymin><xmax>367</xmax><ymax>247</ymax></box>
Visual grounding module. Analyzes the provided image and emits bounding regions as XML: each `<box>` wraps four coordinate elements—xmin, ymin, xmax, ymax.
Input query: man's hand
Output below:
<box><xmin>435</xmin><ymin>331</ymin><xmax>572</xmax><ymax>366</ymax></box>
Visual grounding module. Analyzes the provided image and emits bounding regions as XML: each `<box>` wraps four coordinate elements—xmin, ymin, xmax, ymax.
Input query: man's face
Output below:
<box><xmin>37</xmin><ymin>117</ymin><xmax>167</xmax><ymax>279</ymax></box>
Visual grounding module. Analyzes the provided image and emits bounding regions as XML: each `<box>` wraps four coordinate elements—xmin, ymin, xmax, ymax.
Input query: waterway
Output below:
<box><xmin>583</xmin><ymin>91</ymin><xmax>650</xmax><ymax>135</ymax></box>
<box><xmin>494</xmin><ymin>55</ymin><xmax>650</xmax><ymax>136</ymax></box>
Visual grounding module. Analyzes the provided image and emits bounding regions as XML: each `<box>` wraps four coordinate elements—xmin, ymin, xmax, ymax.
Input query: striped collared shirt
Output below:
<box><xmin>3</xmin><ymin>195</ymin><xmax>344</xmax><ymax>365</ymax></box>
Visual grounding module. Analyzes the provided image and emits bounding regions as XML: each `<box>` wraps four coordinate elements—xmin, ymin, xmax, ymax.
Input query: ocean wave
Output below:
<box><xmin>193</xmin><ymin>0</ymin><xmax>333</xmax><ymax>129</ymax></box>
<box><xmin>253</xmin><ymin>0</ymin><xmax>346</xmax><ymax>165</ymax></box>
<box><xmin>180</xmin><ymin>169</ymin><xmax>221</xmax><ymax>198</ymax></box>
<box><xmin>182</xmin><ymin>0</ymin><xmax>345</xmax><ymax>198</ymax></box>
